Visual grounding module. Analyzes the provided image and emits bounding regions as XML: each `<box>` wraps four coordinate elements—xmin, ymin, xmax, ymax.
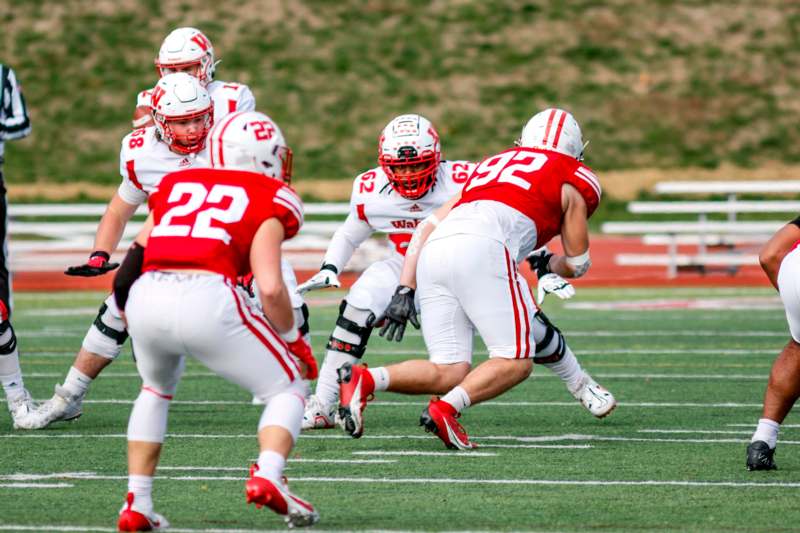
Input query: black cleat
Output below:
<box><xmin>746</xmin><ymin>440</ymin><xmax>777</xmax><ymax>471</ymax></box>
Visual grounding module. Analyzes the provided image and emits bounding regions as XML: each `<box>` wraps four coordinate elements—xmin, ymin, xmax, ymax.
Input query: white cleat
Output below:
<box><xmin>301</xmin><ymin>395</ymin><xmax>336</xmax><ymax>430</ymax></box>
<box><xmin>7</xmin><ymin>388</ymin><xmax>36</xmax><ymax>429</ymax></box>
<box><xmin>16</xmin><ymin>384</ymin><xmax>83</xmax><ymax>430</ymax></box>
<box><xmin>571</xmin><ymin>374</ymin><xmax>617</xmax><ymax>419</ymax></box>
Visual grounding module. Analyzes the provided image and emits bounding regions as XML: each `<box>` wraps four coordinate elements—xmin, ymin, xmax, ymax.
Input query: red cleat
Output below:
<box><xmin>420</xmin><ymin>398</ymin><xmax>476</xmax><ymax>450</ymax></box>
<box><xmin>246</xmin><ymin>464</ymin><xmax>319</xmax><ymax>528</ymax></box>
<box><xmin>336</xmin><ymin>363</ymin><xmax>374</xmax><ymax>438</ymax></box>
<box><xmin>117</xmin><ymin>492</ymin><xmax>169</xmax><ymax>532</ymax></box>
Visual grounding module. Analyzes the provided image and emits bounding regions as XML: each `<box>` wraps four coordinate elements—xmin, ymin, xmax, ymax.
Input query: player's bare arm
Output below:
<box><xmin>65</xmin><ymin>193</ymin><xmax>139</xmax><ymax>277</ymax></box>
<box><xmin>759</xmin><ymin>220</ymin><xmax>800</xmax><ymax>290</ymax></box>
<box><xmin>251</xmin><ymin>218</ymin><xmax>294</xmax><ymax>334</ymax></box>
<box><xmin>546</xmin><ymin>184</ymin><xmax>590</xmax><ymax>279</ymax></box>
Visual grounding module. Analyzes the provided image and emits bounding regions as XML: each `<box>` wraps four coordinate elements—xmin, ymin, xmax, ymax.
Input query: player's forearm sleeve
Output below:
<box><xmin>322</xmin><ymin>213</ymin><xmax>373</xmax><ymax>272</ymax></box>
<box><xmin>113</xmin><ymin>242</ymin><xmax>145</xmax><ymax>310</ymax></box>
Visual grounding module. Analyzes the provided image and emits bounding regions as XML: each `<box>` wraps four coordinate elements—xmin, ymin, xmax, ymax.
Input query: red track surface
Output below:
<box><xmin>13</xmin><ymin>236</ymin><xmax>770</xmax><ymax>292</ymax></box>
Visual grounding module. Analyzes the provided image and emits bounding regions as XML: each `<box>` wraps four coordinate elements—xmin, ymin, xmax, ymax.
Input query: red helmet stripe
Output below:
<box><xmin>551</xmin><ymin>111</ymin><xmax>568</xmax><ymax>149</ymax></box>
<box><xmin>541</xmin><ymin>109</ymin><xmax>557</xmax><ymax>145</ymax></box>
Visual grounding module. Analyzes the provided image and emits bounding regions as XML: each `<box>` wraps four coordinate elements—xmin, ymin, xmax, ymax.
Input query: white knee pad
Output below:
<box><xmin>127</xmin><ymin>388</ymin><xmax>172</xmax><ymax>443</ymax></box>
<box><xmin>258</xmin><ymin>381</ymin><xmax>307</xmax><ymax>442</ymax></box>
<box><xmin>82</xmin><ymin>298</ymin><xmax>128</xmax><ymax>360</ymax></box>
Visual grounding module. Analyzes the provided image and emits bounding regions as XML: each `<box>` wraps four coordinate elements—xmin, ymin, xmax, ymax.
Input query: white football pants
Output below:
<box><xmin>126</xmin><ymin>272</ymin><xmax>303</xmax><ymax>400</ymax></box>
<box><xmin>417</xmin><ymin>234</ymin><xmax>536</xmax><ymax>364</ymax></box>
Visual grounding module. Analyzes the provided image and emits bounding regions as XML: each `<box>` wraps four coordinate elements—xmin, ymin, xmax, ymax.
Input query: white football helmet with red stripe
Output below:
<box><xmin>519</xmin><ymin>108</ymin><xmax>585</xmax><ymax>161</ymax></box>
<box><xmin>378</xmin><ymin>114</ymin><xmax>441</xmax><ymax>200</ymax></box>
<box><xmin>155</xmin><ymin>27</ymin><xmax>217</xmax><ymax>87</ymax></box>
<box><xmin>207</xmin><ymin>111</ymin><xmax>293</xmax><ymax>184</ymax></box>
<box><xmin>151</xmin><ymin>73</ymin><xmax>213</xmax><ymax>155</ymax></box>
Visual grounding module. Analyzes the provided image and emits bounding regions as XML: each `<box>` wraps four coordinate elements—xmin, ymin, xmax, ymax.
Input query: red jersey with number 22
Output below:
<box><xmin>143</xmin><ymin>168</ymin><xmax>303</xmax><ymax>280</ymax></box>
<box><xmin>456</xmin><ymin>147</ymin><xmax>601</xmax><ymax>248</ymax></box>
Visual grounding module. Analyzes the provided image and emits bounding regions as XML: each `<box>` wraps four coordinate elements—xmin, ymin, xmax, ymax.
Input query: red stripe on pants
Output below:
<box><xmin>503</xmin><ymin>248</ymin><xmax>522</xmax><ymax>358</ymax></box>
<box><xmin>228</xmin><ymin>287</ymin><xmax>296</xmax><ymax>380</ymax></box>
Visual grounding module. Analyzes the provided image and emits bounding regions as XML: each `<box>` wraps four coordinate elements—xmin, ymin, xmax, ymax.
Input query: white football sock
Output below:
<box><xmin>255</xmin><ymin>450</ymin><xmax>286</xmax><ymax>481</ymax></box>
<box><xmin>62</xmin><ymin>366</ymin><xmax>92</xmax><ymax>397</ymax></box>
<box><xmin>368</xmin><ymin>366</ymin><xmax>390</xmax><ymax>392</ymax></box>
<box><xmin>441</xmin><ymin>386</ymin><xmax>471</xmax><ymax>413</ymax></box>
<box><xmin>128</xmin><ymin>474</ymin><xmax>154</xmax><ymax>515</ymax></box>
<box><xmin>315</xmin><ymin>350</ymin><xmax>357</xmax><ymax>406</ymax></box>
<box><xmin>0</xmin><ymin>351</ymin><xmax>25</xmax><ymax>402</ymax></box>
<box><xmin>752</xmin><ymin>418</ymin><xmax>780</xmax><ymax>449</ymax></box>
<box><xmin>542</xmin><ymin>347</ymin><xmax>584</xmax><ymax>393</ymax></box>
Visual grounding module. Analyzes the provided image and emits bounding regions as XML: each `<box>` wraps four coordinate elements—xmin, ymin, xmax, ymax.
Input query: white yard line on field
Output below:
<box><xmin>2</xmin><ymin>472</ymin><xmax>800</xmax><ymax>489</ymax></box>
<box><xmin>17</xmin><ymin>307</ymin><xmax>97</xmax><ymax>317</ymax></box>
<box><xmin>351</xmin><ymin>450</ymin><xmax>498</xmax><ymax>457</ymax></box>
<box><xmin>19</xmin><ymin>348</ymin><xmax>784</xmax><ymax>359</ymax></box>
<box><xmin>22</xmin><ymin>372</ymin><xmax>770</xmax><ymax>380</ymax></box>
<box><xmin>308</xmin><ymin>330</ymin><xmax>789</xmax><ymax>338</ymax></box>
<box><xmin>22</xmin><ymin>399</ymin><xmax>769</xmax><ymax>408</ymax></box>
<box><xmin>727</xmin><ymin>423</ymin><xmax>800</xmax><ymax>428</ymax></box>
<box><xmin>5</xmin><ymin>432</ymin><xmax>797</xmax><ymax>446</ymax></box>
<box><xmin>639</xmin><ymin>429</ymin><xmax>753</xmax><ymax>435</ymax></box>
<box><xmin>0</xmin><ymin>482</ymin><xmax>73</xmax><ymax>488</ymax></box>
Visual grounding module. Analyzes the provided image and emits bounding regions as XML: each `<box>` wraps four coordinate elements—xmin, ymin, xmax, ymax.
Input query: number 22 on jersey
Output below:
<box><xmin>464</xmin><ymin>150</ymin><xmax>548</xmax><ymax>192</ymax></box>
<box><xmin>151</xmin><ymin>183</ymin><xmax>249</xmax><ymax>244</ymax></box>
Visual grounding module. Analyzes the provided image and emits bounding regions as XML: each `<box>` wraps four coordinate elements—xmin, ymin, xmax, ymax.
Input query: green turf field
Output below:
<box><xmin>1</xmin><ymin>287</ymin><xmax>799</xmax><ymax>532</ymax></box>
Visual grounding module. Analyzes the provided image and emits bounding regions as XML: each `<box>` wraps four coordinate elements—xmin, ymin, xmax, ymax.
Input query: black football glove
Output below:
<box><xmin>65</xmin><ymin>251</ymin><xmax>120</xmax><ymax>277</ymax></box>
<box><xmin>526</xmin><ymin>249</ymin><xmax>554</xmax><ymax>278</ymax></box>
<box><xmin>377</xmin><ymin>285</ymin><xmax>420</xmax><ymax>342</ymax></box>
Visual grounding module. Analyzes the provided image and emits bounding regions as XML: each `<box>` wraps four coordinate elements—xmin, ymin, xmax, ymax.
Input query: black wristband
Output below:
<box><xmin>113</xmin><ymin>243</ymin><xmax>145</xmax><ymax>311</ymax></box>
<box><xmin>321</xmin><ymin>263</ymin><xmax>338</xmax><ymax>274</ymax></box>
<box><xmin>90</xmin><ymin>250</ymin><xmax>111</xmax><ymax>261</ymax></box>
<box><xmin>790</xmin><ymin>216</ymin><xmax>800</xmax><ymax>229</ymax></box>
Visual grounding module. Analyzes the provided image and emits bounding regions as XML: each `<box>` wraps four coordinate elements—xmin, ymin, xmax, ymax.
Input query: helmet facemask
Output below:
<box><xmin>154</xmin><ymin>107</ymin><xmax>213</xmax><ymax>155</ymax></box>
<box><xmin>263</xmin><ymin>144</ymin><xmax>293</xmax><ymax>185</ymax></box>
<box><xmin>380</xmin><ymin>145</ymin><xmax>439</xmax><ymax>200</ymax></box>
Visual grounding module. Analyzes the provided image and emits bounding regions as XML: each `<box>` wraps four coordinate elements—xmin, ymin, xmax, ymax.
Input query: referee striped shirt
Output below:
<box><xmin>0</xmin><ymin>64</ymin><xmax>31</xmax><ymax>164</ymax></box>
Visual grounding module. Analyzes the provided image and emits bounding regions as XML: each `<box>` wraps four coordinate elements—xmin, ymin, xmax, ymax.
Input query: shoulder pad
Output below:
<box><xmin>351</xmin><ymin>166</ymin><xmax>389</xmax><ymax>199</ymax></box>
<box><xmin>120</xmin><ymin>127</ymin><xmax>159</xmax><ymax>160</ymax></box>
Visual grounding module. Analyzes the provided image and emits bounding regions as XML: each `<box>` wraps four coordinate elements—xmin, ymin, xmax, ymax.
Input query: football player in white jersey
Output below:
<box><xmin>132</xmin><ymin>27</ymin><xmax>255</xmax><ymax>129</ymax></box>
<box><xmin>15</xmin><ymin>74</ymin><xmax>215</xmax><ymax>430</ymax></box>
<box><xmin>296</xmin><ymin>114</ymin><xmax>471</xmax><ymax>429</ymax></box>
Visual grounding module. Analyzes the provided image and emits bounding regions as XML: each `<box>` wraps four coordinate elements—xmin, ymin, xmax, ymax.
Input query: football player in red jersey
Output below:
<box><xmin>746</xmin><ymin>220</ymin><xmax>800</xmax><ymax>471</ymax></box>
<box><xmin>113</xmin><ymin>111</ymin><xmax>318</xmax><ymax>530</ymax></box>
<box><xmin>337</xmin><ymin>108</ymin><xmax>614</xmax><ymax>449</ymax></box>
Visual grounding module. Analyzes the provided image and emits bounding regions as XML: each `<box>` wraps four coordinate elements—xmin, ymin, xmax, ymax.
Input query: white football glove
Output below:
<box><xmin>536</xmin><ymin>273</ymin><xmax>575</xmax><ymax>305</ymax></box>
<box><xmin>296</xmin><ymin>265</ymin><xmax>341</xmax><ymax>294</ymax></box>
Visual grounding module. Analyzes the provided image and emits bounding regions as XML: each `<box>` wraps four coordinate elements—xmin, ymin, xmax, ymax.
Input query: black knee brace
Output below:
<box><xmin>532</xmin><ymin>310</ymin><xmax>566</xmax><ymax>364</ymax></box>
<box><xmin>325</xmin><ymin>300</ymin><xmax>375</xmax><ymax>359</ymax></box>
<box><xmin>299</xmin><ymin>303</ymin><xmax>310</xmax><ymax>337</ymax></box>
<box><xmin>0</xmin><ymin>320</ymin><xmax>17</xmax><ymax>355</ymax></box>
<box><xmin>94</xmin><ymin>303</ymin><xmax>129</xmax><ymax>345</ymax></box>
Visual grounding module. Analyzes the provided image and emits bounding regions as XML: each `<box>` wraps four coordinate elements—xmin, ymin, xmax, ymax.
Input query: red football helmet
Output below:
<box><xmin>378</xmin><ymin>114</ymin><xmax>441</xmax><ymax>200</ymax></box>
